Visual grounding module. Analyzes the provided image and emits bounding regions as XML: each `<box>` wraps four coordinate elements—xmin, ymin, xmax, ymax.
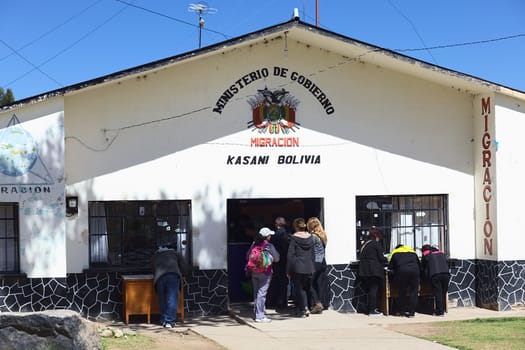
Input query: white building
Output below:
<box><xmin>1</xmin><ymin>18</ymin><xmax>524</xmax><ymax>320</ymax></box>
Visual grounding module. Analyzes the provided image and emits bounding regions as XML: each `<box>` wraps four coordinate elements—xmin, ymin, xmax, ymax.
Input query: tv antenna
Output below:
<box><xmin>188</xmin><ymin>2</ymin><xmax>218</xmax><ymax>48</ymax></box>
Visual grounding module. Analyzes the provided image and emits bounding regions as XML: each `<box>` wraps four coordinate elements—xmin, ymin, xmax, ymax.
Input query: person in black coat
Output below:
<box><xmin>388</xmin><ymin>244</ymin><xmax>420</xmax><ymax>317</ymax></box>
<box><xmin>421</xmin><ymin>245</ymin><xmax>450</xmax><ymax>316</ymax></box>
<box><xmin>267</xmin><ymin>216</ymin><xmax>291</xmax><ymax>310</ymax></box>
<box><xmin>286</xmin><ymin>218</ymin><xmax>315</xmax><ymax>317</ymax></box>
<box><xmin>358</xmin><ymin>228</ymin><xmax>387</xmax><ymax>316</ymax></box>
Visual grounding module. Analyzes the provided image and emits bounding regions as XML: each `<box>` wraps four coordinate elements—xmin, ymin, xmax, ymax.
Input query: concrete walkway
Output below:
<box><xmin>188</xmin><ymin>306</ymin><xmax>525</xmax><ymax>350</ymax></box>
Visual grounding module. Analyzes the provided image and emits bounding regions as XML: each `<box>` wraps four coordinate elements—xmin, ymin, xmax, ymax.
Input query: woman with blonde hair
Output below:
<box><xmin>307</xmin><ymin>217</ymin><xmax>327</xmax><ymax>246</ymax></box>
<box><xmin>307</xmin><ymin>217</ymin><xmax>329</xmax><ymax>313</ymax></box>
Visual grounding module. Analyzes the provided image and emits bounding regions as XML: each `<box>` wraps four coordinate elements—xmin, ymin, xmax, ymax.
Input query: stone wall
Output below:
<box><xmin>497</xmin><ymin>260</ymin><xmax>525</xmax><ymax>310</ymax></box>
<box><xmin>0</xmin><ymin>270</ymin><xmax>229</xmax><ymax>321</ymax></box>
<box><xmin>1</xmin><ymin>259</ymin><xmax>522</xmax><ymax>319</ymax></box>
<box><xmin>326</xmin><ymin>260</ymin><xmax>478</xmax><ymax>313</ymax></box>
<box><xmin>448</xmin><ymin>259</ymin><xmax>476</xmax><ymax>308</ymax></box>
<box><xmin>476</xmin><ymin>259</ymin><xmax>525</xmax><ymax>311</ymax></box>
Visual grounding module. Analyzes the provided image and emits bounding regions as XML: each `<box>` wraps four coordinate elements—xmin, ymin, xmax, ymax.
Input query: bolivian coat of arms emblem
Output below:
<box><xmin>247</xmin><ymin>87</ymin><xmax>300</xmax><ymax>134</ymax></box>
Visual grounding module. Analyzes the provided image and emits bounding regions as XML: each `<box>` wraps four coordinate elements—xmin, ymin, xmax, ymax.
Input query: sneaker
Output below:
<box><xmin>404</xmin><ymin>312</ymin><xmax>415</xmax><ymax>318</ymax></box>
<box><xmin>164</xmin><ymin>323</ymin><xmax>173</xmax><ymax>328</ymax></box>
<box><xmin>255</xmin><ymin>317</ymin><xmax>272</xmax><ymax>323</ymax></box>
<box><xmin>311</xmin><ymin>303</ymin><xmax>323</xmax><ymax>314</ymax></box>
<box><xmin>368</xmin><ymin>309</ymin><xmax>383</xmax><ymax>317</ymax></box>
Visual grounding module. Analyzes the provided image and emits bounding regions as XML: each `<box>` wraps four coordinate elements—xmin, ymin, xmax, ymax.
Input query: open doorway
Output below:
<box><xmin>227</xmin><ymin>197</ymin><xmax>323</xmax><ymax>303</ymax></box>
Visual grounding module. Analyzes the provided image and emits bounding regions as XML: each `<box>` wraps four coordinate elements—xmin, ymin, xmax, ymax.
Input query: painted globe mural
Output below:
<box><xmin>0</xmin><ymin>126</ymin><xmax>38</xmax><ymax>176</ymax></box>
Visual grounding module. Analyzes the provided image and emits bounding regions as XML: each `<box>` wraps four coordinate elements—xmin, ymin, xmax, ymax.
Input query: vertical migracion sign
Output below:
<box><xmin>475</xmin><ymin>96</ymin><xmax>497</xmax><ymax>260</ymax></box>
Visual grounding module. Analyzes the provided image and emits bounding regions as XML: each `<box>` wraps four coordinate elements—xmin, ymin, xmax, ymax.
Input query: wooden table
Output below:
<box><xmin>382</xmin><ymin>270</ymin><xmax>447</xmax><ymax>316</ymax></box>
<box><xmin>122</xmin><ymin>274</ymin><xmax>184</xmax><ymax>324</ymax></box>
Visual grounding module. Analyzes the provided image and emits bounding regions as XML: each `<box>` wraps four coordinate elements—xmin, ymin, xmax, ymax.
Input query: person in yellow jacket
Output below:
<box><xmin>388</xmin><ymin>244</ymin><xmax>420</xmax><ymax>317</ymax></box>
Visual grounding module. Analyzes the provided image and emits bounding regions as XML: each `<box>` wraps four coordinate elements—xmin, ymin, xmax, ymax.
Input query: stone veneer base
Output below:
<box><xmin>1</xmin><ymin>259</ymin><xmax>523</xmax><ymax>320</ymax></box>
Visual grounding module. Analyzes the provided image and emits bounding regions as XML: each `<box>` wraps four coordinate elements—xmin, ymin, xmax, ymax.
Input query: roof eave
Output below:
<box><xmin>1</xmin><ymin>20</ymin><xmax>302</xmax><ymax>111</ymax></box>
<box><xmin>2</xmin><ymin>19</ymin><xmax>524</xmax><ymax>111</ymax></box>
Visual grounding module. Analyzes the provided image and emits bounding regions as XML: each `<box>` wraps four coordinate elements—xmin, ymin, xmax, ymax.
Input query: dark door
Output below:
<box><xmin>226</xmin><ymin>198</ymin><xmax>323</xmax><ymax>303</ymax></box>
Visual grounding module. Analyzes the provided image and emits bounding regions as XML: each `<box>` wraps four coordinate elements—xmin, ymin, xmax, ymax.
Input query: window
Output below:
<box><xmin>356</xmin><ymin>195</ymin><xmax>448</xmax><ymax>257</ymax></box>
<box><xmin>0</xmin><ymin>203</ymin><xmax>19</xmax><ymax>274</ymax></box>
<box><xmin>89</xmin><ymin>200</ymin><xmax>191</xmax><ymax>268</ymax></box>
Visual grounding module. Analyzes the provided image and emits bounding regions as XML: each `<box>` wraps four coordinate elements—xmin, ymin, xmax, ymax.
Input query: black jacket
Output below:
<box><xmin>421</xmin><ymin>250</ymin><xmax>449</xmax><ymax>279</ymax></box>
<box><xmin>286</xmin><ymin>234</ymin><xmax>315</xmax><ymax>275</ymax></box>
<box><xmin>270</xmin><ymin>227</ymin><xmax>290</xmax><ymax>264</ymax></box>
<box><xmin>358</xmin><ymin>240</ymin><xmax>387</xmax><ymax>278</ymax></box>
<box><xmin>389</xmin><ymin>251</ymin><xmax>420</xmax><ymax>274</ymax></box>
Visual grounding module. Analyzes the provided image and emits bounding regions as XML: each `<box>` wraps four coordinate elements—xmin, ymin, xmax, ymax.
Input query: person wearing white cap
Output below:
<box><xmin>245</xmin><ymin>227</ymin><xmax>280</xmax><ymax>323</ymax></box>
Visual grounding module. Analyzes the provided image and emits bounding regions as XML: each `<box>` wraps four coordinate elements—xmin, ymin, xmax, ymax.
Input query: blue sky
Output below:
<box><xmin>1</xmin><ymin>0</ymin><xmax>524</xmax><ymax>101</ymax></box>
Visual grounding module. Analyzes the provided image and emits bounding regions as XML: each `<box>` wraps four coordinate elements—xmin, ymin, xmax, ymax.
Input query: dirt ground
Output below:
<box><xmin>136</xmin><ymin>327</ymin><xmax>225</xmax><ymax>350</ymax></box>
<box><xmin>386</xmin><ymin>322</ymin><xmax>445</xmax><ymax>338</ymax></box>
<box><xmin>104</xmin><ymin>326</ymin><xmax>226</xmax><ymax>350</ymax></box>
<box><xmin>110</xmin><ymin>322</ymin><xmax>436</xmax><ymax>350</ymax></box>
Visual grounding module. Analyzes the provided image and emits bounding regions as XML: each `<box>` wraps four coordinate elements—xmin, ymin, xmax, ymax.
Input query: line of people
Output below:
<box><xmin>245</xmin><ymin>216</ymin><xmax>330</xmax><ymax>322</ymax></box>
<box><xmin>150</xmin><ymin>225</ymin><xmax>449</xmax><ymax>327</ymax></box>
<box><xmin>359</xmin><ymin>228</ymin><xmax>450</xmax><ymax>318</ymax></box>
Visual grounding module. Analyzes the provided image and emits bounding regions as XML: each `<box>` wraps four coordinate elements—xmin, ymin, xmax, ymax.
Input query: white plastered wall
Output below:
<box><xmin>64</xmin><ymin>36</ymin><xmax>477</xmax><ymax>272</ymax></box>
<box><xmin>0</xmin><ymin>98</ymin><xmax>66</xmax><ymax>277</ymax></box>
<box><xmin>494</xmin><ymin>94</ymin><xmax>525</xmax><ymax>260</ymax></box>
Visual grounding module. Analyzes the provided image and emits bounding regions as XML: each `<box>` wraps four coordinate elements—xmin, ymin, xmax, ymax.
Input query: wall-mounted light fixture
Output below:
<box><xmin>66</xmin><ymin>196</ymin><xmax>78</xmax><ymax>215</ymax></box>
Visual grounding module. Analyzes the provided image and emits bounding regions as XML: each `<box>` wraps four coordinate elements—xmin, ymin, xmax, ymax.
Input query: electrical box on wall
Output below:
<box><xmin>66</xmin><ymin>196</ymin><xmax>78</xmax><ymax>215</ymax></box>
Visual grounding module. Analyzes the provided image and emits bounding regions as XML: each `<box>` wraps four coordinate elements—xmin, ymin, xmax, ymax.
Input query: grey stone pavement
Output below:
<box><xmin>178</xmin><ymin>305</ymin><xmax>524</xmax><ymax>350</ymax></box>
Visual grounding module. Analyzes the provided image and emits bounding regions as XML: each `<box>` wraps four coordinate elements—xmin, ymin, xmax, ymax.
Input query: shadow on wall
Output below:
<box><xmin>17</xmin><ymin>111</ymin><xmax>66</xmax><ymax>277</ymax></box>
<box><xmin>65</xmin><ymin>55</ymin><xmax>476</xmax><ymax>186</ymax></box>
<box><xmin>303</xmin><ymin>64</ymin><xmax>475</xmax><ymax>175</ymax></box>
